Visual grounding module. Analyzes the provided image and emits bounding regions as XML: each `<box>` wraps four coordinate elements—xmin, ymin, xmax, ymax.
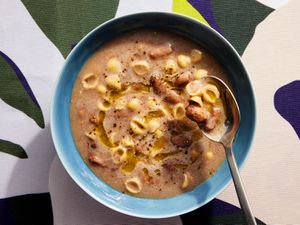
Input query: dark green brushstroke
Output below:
<box><xmin>0</xmin><ymin>139</ymin><xmax>28</xmax><ymax>159</ymax></box>
<box><xmin>21</xmin><ymin>0</ymin><xmax>119</xmax><ymax>58</ymax></box>
<box><xmin>0</xmin><ymin>56</ymin><xmax>45</xmax><ymax>128</ymax></box>
<box><xmin>211</xmin><ymin>0</ymin><xmax>273</xmax><ymax>55</ymax></box>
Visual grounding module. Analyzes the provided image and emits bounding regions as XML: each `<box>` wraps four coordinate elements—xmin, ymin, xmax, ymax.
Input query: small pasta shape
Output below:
<box><xmin>185</xmin><ymin>80</ymin><xmax>203</xmax><ymax>96</ymax></box>
<box><xmin>107</xmin><ymin>58</ymin><xmax>122</xmax><ymax>73</ymax></box>
<box><xmin>205</xmin><ymin>151</ymin><xmax>214</xmax><ymax>160</ymax></box>
<box><xmin>105</xmin><ymin>74</ymin><xmax>121</xmax><ymax>90</ymax></box>
<box><xmin>132</xmin><ymin>60</ymin><xmax>150</xmax><ymax>76</ymax></box>
<box><xmin>97</xmin><ymin>83</ymin><xmax>107</xmax><ymax>94</ymax></box>
<box><xmin>190</xmin><ymin>49</ymin><xmax>203</xmax><ymax>63</ymax></box>
<box><xmin>130</xmin><ymin>116</ymin><xmax>147</xmax><ymax>135</ymax></box>
<box><xmin>154</xmin><ymin>129</ymin><xmax>163</xmax><ymax>138</ymax></box>
<box><xmin>109</xmin><ymin>132</ymin><xmax>118</xmax><ymax>144</ymax></box>
<box><xmin>190</xmin><ymin>149</ymin><xmax>201</xmax><ymax>162</ymax></box>
<box><xmin>182</xmin><ymin>172</ymin><xmax>193</xmax><ymax>189</ymax></box>
<box><xmin>202</xmin><ymin>84</ymin><xmax>220</xmax><ymax>103</ymax></box>
<box><xmin>85</xmin><ymin>127</ymin><xmax>99</xmax><ymax>141</ymax></box>
<box><xmin>114</xmin><ymin>98</ymin><xmax>127</xmax><ymax>110</ymax></box>
<box><xmin>189</xmin><ymin>96</ymin><xmax>203</xmax><ymax>107</ymax></box>
<box><xmin>125</xmin><ymin>177</ymin><xmax>142</xmax><ymax>194</ymax></box>
<box><xmin>177</xmin><ymin>54</ymin><xmax>191</xmax><ymax>68</ymax></box>
<box><xmin>97</xmin><ymin>98</ymin><xmax>111</xmax><ymax>111</ymax></box>
<box><xmin>82</xmin><ymin>73</ymin><xmax>98</xmax><ymax>89</ymax></box>
<box><xmin>182</xmin><ymin>173</ymin><xmax>189</xmax><ymax>188</ymax></box>
<box><xmin>164</xmin><ymin>59</ymin><xmax>177</xmax><ymax>74</ymax></box>
<box><xmin>127</xmin><ymin>98</ymin><xmax>141</xmax><ymax>111</ymax></box>
<box><xmin>194</xmin><ymin>69</ymin><xmax>208</xmax><ymax>80</ymax></box>
<box><xmin>172</xmin><ymin>103</ymin><xmax>186</xmax><ymax>119</ymax></box>
<box><xmin>111</xmin><ymin>146</ymin><xmax>127</xmax><ymax>164</ymax></box>
<box><xmin>146</xmin><ymin>97</ymin><xmax>159</xmax><ymax>109</ymax></box>
<box><xmin>154</xmin><ymin>169</ymin><xmax>161</xmax><ymax>176</ymax></box>
<box><xmin>147</xmin><ymin>119</ymin><xmax>161</xmax><ymax>133</ymax></box>
<box><xmin>160</xmin><ymin>107</ymin><xmax>170</xmax><ymax>117</ymax></box>
<box><xmin>120</xmin><ymin>136</ymin><xmax>134</xmax><ymax>147</ymax></box>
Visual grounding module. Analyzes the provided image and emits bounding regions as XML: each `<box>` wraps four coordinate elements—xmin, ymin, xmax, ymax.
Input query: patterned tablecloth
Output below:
<box><xmin>0</xmin><ymin>0</ymin><xmax>299</xmax><ymax>224</ymax></box>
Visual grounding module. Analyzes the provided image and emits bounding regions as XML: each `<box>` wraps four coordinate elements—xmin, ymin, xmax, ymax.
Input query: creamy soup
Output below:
<box><xmin>70</xmin><ymin>30</ymin><xmax>228</xmax><ymax>198</ymax></box>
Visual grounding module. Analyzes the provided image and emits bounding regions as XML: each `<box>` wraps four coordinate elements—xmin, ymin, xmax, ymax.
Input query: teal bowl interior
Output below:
<box><xmin>51</xmin><ymin>12</ymin><xmax>256</xmax><ymax>218</ymax></box>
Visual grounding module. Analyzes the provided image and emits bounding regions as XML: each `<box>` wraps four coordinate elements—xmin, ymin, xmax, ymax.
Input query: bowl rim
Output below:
<box><xmin>50</xmin><ymin>11</ymin><xmax>256</xmax><ymax>218</ymax></box>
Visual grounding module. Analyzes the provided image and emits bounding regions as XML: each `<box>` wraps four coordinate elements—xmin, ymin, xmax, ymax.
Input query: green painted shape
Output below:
<box><xmin>0</xmin><ymin>139</ymin><xmax>28</xmax><ymax>159</ymax></box>
<box><xmin>0</xmin><ymin>56</ymin><xmax>45</xmax><ymax>128</ymax></box>
<box><xmin>21</xmin><ymin>0</ymin><xmax>119</xmax><ymax>58</ymax></box>
<box><xmin>211</xmin><ymin>0</ymin><xmax>273</xmax><ymax>55</ymax></box>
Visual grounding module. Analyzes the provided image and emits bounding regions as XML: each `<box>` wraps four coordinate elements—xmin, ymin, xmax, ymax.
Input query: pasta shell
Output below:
<box><xmin>172</xmin><ymin>103</ymin><xmax>186</xmax><ymax>119</ymax></box>
<box><xmin>190</xmin><ymin>49</ymin><xmax>203</xmax><ymax>63</ymax></box>
<box><xmin>107</xmin><ymin>58</ymin><xmax>122</xmax><ymax>73</ymax></box>
<box><xmin>202</xmin><ymin>84</ymin><xmax>220</xmax><ymax>103</ymax></box>
<box><xmin>189</xmin><ymin>96</ymin><xmax>203</xmax><ymax>107</ymax></box>
<box><xmin>105</xmin><ymin>74</ymin><xmax>121</xmax><ymax>90</ymax></box>
<box><xmin>194</xmin><ymin>69</ymin><xmax>208</xmax><ymax>79</ymax></box>
<box><xmin>97</xmin><ymin>98</ymin><xmax>111</xmax><ymax>111</ymax></box>
<box><xmin>132</xmin><ymin>60</ymin><xmax>150</xmax><ymax>76</ymax></box>
<box><xmin>164</xmin><ymin>59</ymin><xmax>177</xmax><ymax>74</ymax></box>
<box><xmin>125</xmin><ymin>177</ymin><xmax>142</xmax><ymax>194</ymax></box>
<box><xmin>185</xmin><ymin>80</ymin><xmax>203</xmax><ymax>96</ymax></box>
<box><xmin>82</xmin><ymin>73</ymin><xmax>98</xmax><ymax>89</ymax></box>
<box><xmin>177</xmin><ymin>55</ymin><xmax>191</xmax><ymax>68</ymax></box>
<box><xmin>130</xmin><ymin>116</ymin><xmax>147</xmax><ymax>135</ymax></box>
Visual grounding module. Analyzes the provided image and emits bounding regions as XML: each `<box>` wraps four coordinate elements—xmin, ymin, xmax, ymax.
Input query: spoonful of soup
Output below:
<box><xmin>186</xmin><ymin>76</ymin><xmax>257</xmax><ymax>225</ymax></box>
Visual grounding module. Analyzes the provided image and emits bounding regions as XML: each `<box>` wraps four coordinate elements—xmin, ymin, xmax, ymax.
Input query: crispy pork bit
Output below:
<box><xmin>212</xmin><ymin>107</ymin><xmax>221</xmax><ymax>120</ymax></box>
<box><xmin>186</xmin><ymin>104</ymin><xmax>220</xmax><ymax>131</ymax></box>
<box><xmin>150</xmin><ymin>43</ymin><xmax>172</xmax><ymax>58</ymax></box>
<box><xmin>88</xmin><ymin>154</ymin><xmax>104</xmax><ymax>167</ymax></box>
<box><xmin>165</xmin><ymin>89</ymin><xmax>182</xmax><ymax>104</ymax></box>
<box><xmin>162</xmin><ymin>163</ymin><xmax>177</xmax><ymax>173</ymax></box>
<box><xmin>204</xmin><ymin>116</ymin><xmax>217</xmax><ymax>131</ymax></box>
<box><xmin>174</xmin><ymin>72</ymin><xmax>193</xmax><ymax>87</ymax></box>
<box><xmin>150</xmin><ymin>76</ymin><xmax>168</xmax><ymax>95</ymax></box>
<box><xmin>204</xmin><ymin>107</ymin><xmax>222</xmax><ymax>131</ymax></box>
<box><xmin>171</xmin><ymin>135</ymin><xmax>192</xmax><ymax>148</ymax></box>
<box><xmin>186</xmin><ymin>104</ymin><xmax>210</xmax><ymax>124</ymax></box>
<box><xmin>150</xmin><ymin>76</ymin><xmax>182</xmax><ymax>104</ymax></box>
<box><xmin>167</xmin><ymin>119</ymin><xmax>197</xmax><ymax>134</ymax></box>
<box><xmin>89</xmin><ymin>113</ymin><xmax>100</xmax><ymax>125</ymax></box>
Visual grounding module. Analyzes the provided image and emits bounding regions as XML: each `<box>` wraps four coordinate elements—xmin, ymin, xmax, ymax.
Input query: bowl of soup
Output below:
<box><xmin>51</xmin><ymin>12</ymin><xmax>256</xmax><ymax>218</ymax></box>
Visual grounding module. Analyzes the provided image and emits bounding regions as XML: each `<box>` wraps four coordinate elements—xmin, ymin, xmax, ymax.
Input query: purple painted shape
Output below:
<box><xmin>187</xmin><ymin>0</ymin><xmax>222</xmax><ymax>33</ymax></box>
<box><xmin>274</xmin><ymin>80</ymin><xmax>300</xmax><ymax>139</ymax></box>
<box><xmin>180</xmin><ymin>198</ymin><xmax>241</xmax><ymax>224</ymax></box>
<box><xmin>184</xmin><ymin>198</ymin><xmax>240</xmax><ymax>218</ymax></box>
<box><xmin>202</xmin><ymin>198</ymin><xmax>241</xmax><ymax>216</ymax></box>
<box><xmin>0</xmin><ymin>51</ymin><xmax>41</xmax><ymax>108</ymax></box>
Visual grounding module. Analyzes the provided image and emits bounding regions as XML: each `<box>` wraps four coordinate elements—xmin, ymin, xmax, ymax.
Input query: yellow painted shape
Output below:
<box><xmin>172</xmin><ymin>0</ymin><xmax>210</xmax><ymax>26</ymax></box>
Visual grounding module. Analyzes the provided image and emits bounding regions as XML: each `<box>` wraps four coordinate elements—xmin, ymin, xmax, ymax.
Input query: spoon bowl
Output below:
<box><xmin>199</xmin><ymin>76</ymin><xmax>257</xmax><ymax>225</ymax></box>
<box><xmin>200</xmin><ymin>76</ymin><xmax>241</xmax><ymax>147</ymax></box>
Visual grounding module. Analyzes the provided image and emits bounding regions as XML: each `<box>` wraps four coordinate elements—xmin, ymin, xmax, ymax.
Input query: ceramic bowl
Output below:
<box><xmin>51</xmin><ymin>12</ymin><xmax>256</xmax><ymax>218</ymax></box>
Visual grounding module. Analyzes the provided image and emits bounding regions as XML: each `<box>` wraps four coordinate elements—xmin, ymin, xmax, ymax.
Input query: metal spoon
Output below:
<box><xmin>200</xmin><ymin>76</ymin><xmax>257</xmax><ymax>225</ymax></box>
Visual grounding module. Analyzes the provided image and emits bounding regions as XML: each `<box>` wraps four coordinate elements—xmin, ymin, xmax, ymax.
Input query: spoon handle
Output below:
<box><xmin>225</xmin><ymin>146</ymin><xmax>257</xmax><ymax>225</ymax></box>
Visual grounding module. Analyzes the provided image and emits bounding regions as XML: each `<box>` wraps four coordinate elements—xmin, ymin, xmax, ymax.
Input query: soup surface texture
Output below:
<box><xmin>70</xmin><ymin>30</ymin><xmax>227</xmax><ymax>198</ymax></box>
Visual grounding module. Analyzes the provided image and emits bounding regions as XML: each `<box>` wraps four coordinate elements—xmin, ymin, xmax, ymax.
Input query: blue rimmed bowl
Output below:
<box><xmin>51</xmin><ymin>12</ymin><xmax>256</xmax><ymax>218</ymax></box>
